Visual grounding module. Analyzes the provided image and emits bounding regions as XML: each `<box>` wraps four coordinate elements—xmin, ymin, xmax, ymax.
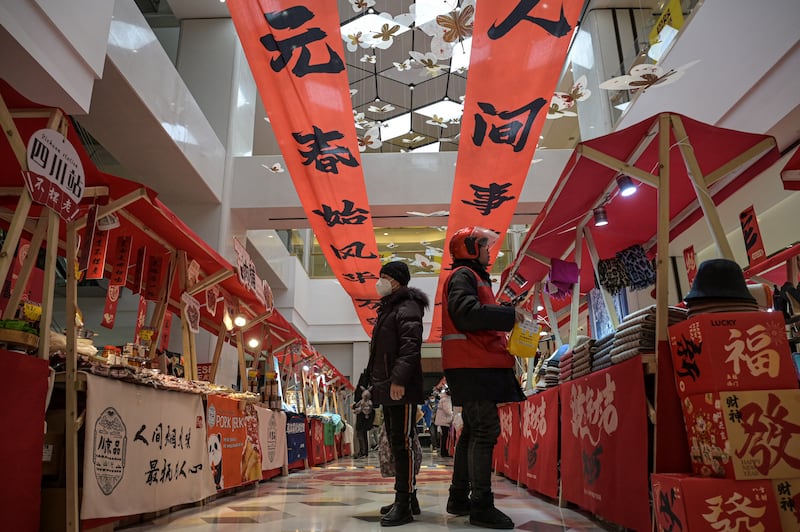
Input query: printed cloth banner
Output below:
<box><xmin>206</xmin><ymin>396</ymin><xmax>263</xmax><ymax>491</ymax></box>
<box><xmin>286</xmin><ymin>412</ymin><xmax>307</xmax><ymax>464</ymax></box>
<box><xmin>497</xmin><ymin>403</ymin><xmax>521</xmax><ymax>481</ymax></box>
<box><xmin>81</xmin><ymin>374</ymin><xmax>215</xmax><ymax>519</ymax></box>
<box><xmin>519</xmin><ymin>387</ymin><xmax>559</xmax><ymax>499</ymax></box>
<box><xmin>255</xmin><ymin>406</ymin><xmax>287</xmax><ymax>471</ymax></box>
<box><xmin>227</xmin><ymin>1</ymin><xmax>381</xmax><ymax>333</ymax></box>
<box><xmin>559</xmin><ymin>357</ymin><xmax>650</xmax><ymax>531</ymax></box>
<box><xmin>428</xmin><ymin>0</ymin><xmax>583</xmax><ymax>341</ymax></box>
<box><xmin>307</xmin><ymin>416</ymin><xmax>326</xmax><ymax>466</ymax></box>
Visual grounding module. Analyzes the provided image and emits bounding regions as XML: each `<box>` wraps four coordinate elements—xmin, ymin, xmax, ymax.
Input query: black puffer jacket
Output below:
<box><xmin>368</xmin><ymin>286</ymin><xmax>429</xmax><ymax>406</ymax></box>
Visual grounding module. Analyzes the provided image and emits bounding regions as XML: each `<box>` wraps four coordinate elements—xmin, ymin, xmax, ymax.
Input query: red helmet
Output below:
<box><xmin>449</xmin><ymin>227</ymin><xmax>500</xmax><ymax>260</ymax></box>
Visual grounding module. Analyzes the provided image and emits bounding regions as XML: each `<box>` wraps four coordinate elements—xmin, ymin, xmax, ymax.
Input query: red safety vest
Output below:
<box><xmin>441</xmin><ymin>266</ymin><xmax>515</xmax><ymax>370</ymax></box>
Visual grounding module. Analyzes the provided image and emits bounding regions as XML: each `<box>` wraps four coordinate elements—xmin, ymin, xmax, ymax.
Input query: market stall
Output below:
<box><xmin>494</xmin><ymin>112</ymin><xmax>781</xmax><ymax>529</ymax></box>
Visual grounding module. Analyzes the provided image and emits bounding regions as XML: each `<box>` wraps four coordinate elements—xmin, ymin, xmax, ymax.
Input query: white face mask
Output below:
<box><xmin>376</xmin><ymin>278</ymin><xmax>394</xmax><ymax>297</ymax></box>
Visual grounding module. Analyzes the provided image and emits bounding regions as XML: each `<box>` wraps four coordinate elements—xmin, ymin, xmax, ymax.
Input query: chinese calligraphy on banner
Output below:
<box><xmin>559</xmin><ymin>357</ymin><xmax>650</xmax><ymax>531</ymax></box>
<box><xmin>519</xmin><ymin>387</ymin><xmax>559</xmax><ymax>499</ymax></box>
<box><xmin>206</xmin><ymin>395</ymin><xmax>263</xmax><ymax>490</ymax></box>
<box><xmin>255</xmin><ymin>406</ymin><xmax>287</xmax><ymax>471</ymax></box>
<box><xmin>227</xmin><ymin>1</ymin><xmax>381</xmax><ymax>333</ymax></box>
<box><xmin>428</xmin><ymin>0</ymin><xmax>583</xmax><ymax>341</ymax></box>
<box><xmin>496</xmin><ymin>403</ymin><xmax>521</xmax><ymax>481</ymax></box>
<box><xmin>81</xmin><ymin>374</ymin><xmax>215</xmax><ymax>519</ymax></box>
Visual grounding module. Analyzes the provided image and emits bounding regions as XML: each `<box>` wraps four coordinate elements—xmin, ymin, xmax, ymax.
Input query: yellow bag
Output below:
<box><xmin>508</xmin><ymin>317</ymin><xmax>542</xmax><ymax>358</ymax></box>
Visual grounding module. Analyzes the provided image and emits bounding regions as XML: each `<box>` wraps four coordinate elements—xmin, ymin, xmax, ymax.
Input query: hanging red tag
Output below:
<box><xmin>160</xmin><ymin>311</ymin><xmax>173</xmax><ymax>351</ymax></box>
<box><xmin>85</xmin><ymin>229</ymin><xmax>109</xmax><ymax>281</ymax></box>
<box><xmin>132</xmin><ymin>247</ymin><xmax>147</xmax><ymax>295</ymax></box>
<box><xmin>78</xmin><ymin>205</ymin><xmax>98</xmax><ymax>272</ymax></box>
<box><xmin>108</xmin><ymin>235</ymin><xmax>133</xmax><ymax>287</ymax></box>
<box><xmin>683</xmin><ymin>245</ymin><xmax>697</xmax><ymax>287</ymax></box>
<box><xmin>143</xmin><ymin>254</ymin><xmax>165</xmax><ymax>301</ymax></box>
<box><xmin>739</xmin><ymin>205</ymin><xmax>766</xmax><ymax>266</ymax></box>
<box><xmin>100</xmin><ymin>284</ymin><xmax>121</xmax><ymax>329</ymax></box>
<box><xmin>133</xmin><ymin>295</ymin><xmax>147</xmax><ymax>343</ymax></box>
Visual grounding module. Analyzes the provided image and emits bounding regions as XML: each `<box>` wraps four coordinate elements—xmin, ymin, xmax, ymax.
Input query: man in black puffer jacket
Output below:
<box><xmin>367</xmin><ymin>260</ymin><xmax>429</xmax><ymax>527</ymax></box>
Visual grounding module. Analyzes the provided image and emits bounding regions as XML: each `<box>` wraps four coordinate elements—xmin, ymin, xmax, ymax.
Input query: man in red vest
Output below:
<box><xmin>441</xmin><ymin>226</ymin><xmax>525</xmax><ymax>530</ymax></box>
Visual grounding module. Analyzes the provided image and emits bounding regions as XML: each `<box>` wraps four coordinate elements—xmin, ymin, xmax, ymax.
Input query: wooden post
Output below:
<box><xmin>543</xmin><ymin>291</ymin><xmax>562</xmax><ymax>348</ymax></box>
<box><xmin>568</xmin><ymin>225</ymin><xmax>584</xmax><ymax>346</ymax></box>
<box><xmin>147</xmin><ymin>251</ymin><xmax>177</xmax><ymax>360</ymax></box>
<box><xmin>525</xmin><ymin>282</ymin><xmax>542</xmax><ymax>391</ymax></box>
<box><xmin>209</xmin><ymin>322</ymin><xmax>227</xmax><ymax>382</ymax></box>
<box><xmin>65</xmin><ymin>221</ymin><xmax>80</xmax><ymax>532</ymax></box>
<box><xmin>235</xmin><ymin>329</ymin><xmax>248</xmax><ymax>392</ymax></box>
<box><xmin>177</xmin><ymin>252</ymin><xmax>198</xmax><ymax>380</ymax></box>
<box><xmin>38</xmin><ymin>209</ymin><xmax>60</xmax><ymax>359</ymax></box>
<box><xmin>2</xmin><ymin>215</ymin><xmax>47</xmax><ymax>319</ymax></box>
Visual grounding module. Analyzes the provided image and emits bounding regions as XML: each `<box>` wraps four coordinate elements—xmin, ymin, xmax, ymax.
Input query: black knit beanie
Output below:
<box><xmin>380</xmin><ymin>261</ymin><xmax>411</xmax><ymax>286</ymax></box>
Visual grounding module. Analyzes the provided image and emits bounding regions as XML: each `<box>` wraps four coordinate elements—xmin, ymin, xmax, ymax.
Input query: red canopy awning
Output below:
<box><xmin>503</xmin><ymin>112</ymin><xmax>780</xmax><ymax>308</ymax></box>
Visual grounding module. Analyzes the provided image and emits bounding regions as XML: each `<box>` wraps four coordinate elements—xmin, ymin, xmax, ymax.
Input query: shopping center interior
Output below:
<box><xmin>1</xmin><ymin>0</ymin><xmax>799</xmax><ymax>530</ymax></box>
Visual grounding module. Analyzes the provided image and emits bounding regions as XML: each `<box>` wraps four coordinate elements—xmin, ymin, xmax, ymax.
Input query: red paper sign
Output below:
<box><xmin>85</xmin><ymin>229</ymin><xmax>109</xmax><ymax>281</ymax></box>
<box><xmin>143</xmin><ymin>254</ymin><xmax>165</xmax><ymax>301</ymax></box>
<box><xmin>227</xmin><ymin>0</ymin><xmax>381</xmax><ymax>333</ymax></box>
<box><xmin>560</xmin><ymin>357</ymin><xmax>650</xmax><ymax>531</ymax></box>
<box><xmin>206</xmin><ymin>396</ymin><xmax>263</xmax><ymax>489</ymax></box>
<box><xmin>683</xmin><ymin>245</ymin><xmax>697</xmax><ymax>287</ymax></box>
<box><xmin>739</xmin><ymin>205</ymin><xmax>767</xmax><ymax>266</ymax></box>
<box><xmin>159</xmin><ymin>311</ymin><xmax>173</xmax><ymax>351</ymax></box>
<box><xmin>100</xmin><ymin>284</ymin><xmax>121</xmax><ymax>329</ymax></box>
<box><xmin>78</xmin><ymin>205</ymin><xmax>98</xmax><ymax>272</ymax></box>
<box><xmin>108</xmin><ymin>235</ymin><xmax>132</xmax><ymax>287</ymax></box>
<box><xmin>132</xmin><ymin>247</ymin><xmax>147</xmax><ymax>295</ymax></box>
<box><xmin>519</xmin><ymin>387</ymin><xmax>559</xmax><ymax>499</ymax></box>
<box><xmin>21</xmin><ymin>169</ymin><xmax>81</xmax><ymax>221</ymax></box>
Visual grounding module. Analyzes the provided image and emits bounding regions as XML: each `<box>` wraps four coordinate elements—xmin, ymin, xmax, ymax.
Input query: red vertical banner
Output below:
<box><xmin>143</xmin><ymin>254</ymin><xmax>165</xmax><ymax>301</ymax></box>
<box><xmin>85</xmin><ymin>229</ymin><xmax>109</xmax><ymax>280</ymax></box>
<box><xmin>560</xmin><ymin>357</ymin><xmax>650</xmax><ymax>531</ymax></box>
<box><xmin>109</xmin><ymin>235</ymin><xmax>132</xmax><ymax>287</ymax></box>
<box><xmin>498</xmin><ymin>403</ymin><xmax>520</xmax><ymax>481</ymax></box>
<box><xmin>739</xmin><ymin>205</ymin><xmax>767</xmax><ymax>266</ymax></box>
<box><xmin>133</xmin><ymin>295</ymin><xmax>147</xmax><ymax>344</ymax></box>
<box><xmin>132</xmin><ymin>247</ymin><xmax>147</xmax><ymax>295</ymax></box>
<box><xmin>227</xmin><ymin>1</ymin><xmax>381</xmax><ymax>333</ymax></box>
<box><xmin>519</xmin><ymin>387</ymin><xmax>559</xmax><ymax>499</ymax></box>
<box><xmin>78</xmin><ymin>204</ymin><xmax>98</xmax><ymax>272</ymax></box>
<box><xmin>100</xmin><ymin>284</ymin><xmax>121</xmax><ymax>329</ymax></box>
<box><xmin>428</xmin><ymin>0</ymin><xmax>583</xmax><ymax>341</ymax></box>
<box><xmin>682</xmin><ymin>245</ymin><xmax>697</xmax><ymax>288</ymax></box>
<box><xmin>159</xmin><ymin>311</ymin><xmax>173</xmax><ymax>351</ymax></box>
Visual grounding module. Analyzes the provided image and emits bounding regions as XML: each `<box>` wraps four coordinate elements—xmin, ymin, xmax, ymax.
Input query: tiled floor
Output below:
<box><xmin>120</xmin><ymin>449</ymin><xmax>613</xmax><ymax>531</ymax></box>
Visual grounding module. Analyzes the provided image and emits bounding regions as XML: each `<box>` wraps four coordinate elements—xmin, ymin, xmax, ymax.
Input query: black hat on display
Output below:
<box><xmin>380</xmin><ymin>260</ymin><xmax>411</xmax><ymax>286</ymax></box>
<box><xmin>684</xmin><ymin>258</ymin><xmax>756</xmax><ymax>303</ymax></box>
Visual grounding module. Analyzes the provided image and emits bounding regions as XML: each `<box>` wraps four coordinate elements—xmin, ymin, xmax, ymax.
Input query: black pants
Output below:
<box><xmin>384</xmin><ymin>404</ymin><xmax>417</xmax><ymax>495</ymax></box>
<box><xmin>451</xmin><ymin>400</ymin><xmax>500</xmax><ymax>502</ymax></box>
<box><xmin>356</xmin><ymin>428</ymin><xmax>369</xmax><ymax>456</ymax></box>
<box><xmin>430</xmin><ymin>423</ymin><xmax>439</xmax><ymax>448</ymax></box>
<box><xmin>439</xmin><ymin>425</ymin><xmax>451</xmax><ymax>456</ymax></box>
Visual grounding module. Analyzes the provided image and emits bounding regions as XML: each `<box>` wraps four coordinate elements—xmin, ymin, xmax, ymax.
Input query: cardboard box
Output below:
<box><xmin>682</xmin><ymin>389</ymin><xmax>800</xmax><ymax>480</ymax></box>
<box><xmin>652</xmin><ymin>474</ymin><xmax>800</xmax><ymax>531</ymax></box>
<box><xmin>669</xmin><ymin>312</ymin><xmax>797</xmax><ymax>398</ymax></box>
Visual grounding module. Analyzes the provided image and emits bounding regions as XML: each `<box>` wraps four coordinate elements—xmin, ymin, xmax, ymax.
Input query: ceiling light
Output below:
<box><xmin>616</xmin><ymin>175</ymin><xmax>637</xmax><ymax>197</ymax></box>
<box><xmin>537</xmin><ymin>305</ymin><xmax>544</xmax><ymax>311</ymax></box>
<box><xmin>302</xmin><ymin>365</ymin><xmax>309</xmax><ymax>372</ymax></box>
<box><xmin>248</xmin><ymin>338</ymin><xmax>260</xmax><ymax>349</ymax></box>
<box><xmin>593</xmin><ymin>207</ymin><xmax>609</xmax><ymax>227</ymax></box>
<box><xmin>233</xmin><ymin>315</ymin><xmax>247</xmax><ymax>327</ymax></box>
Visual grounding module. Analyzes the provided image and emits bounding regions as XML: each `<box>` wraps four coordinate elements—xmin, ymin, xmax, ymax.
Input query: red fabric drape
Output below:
<box><xmin>227</xmin><ymin>1</ymin><xmax>381</xmax><ymax>334</ymax></box>
<box><xmin>427</xmin><ymin>0</ymin><xmax>583</xmax><ymax>341</ymax></box>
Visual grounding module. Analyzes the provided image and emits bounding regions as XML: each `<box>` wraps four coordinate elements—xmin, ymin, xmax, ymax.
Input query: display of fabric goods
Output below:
<box><xmin>609</xmin><ymin>305</ymin><xmax>688</xmax><ymax>364</ymax></box>
<box><xmin>541</xmin><ymin>344</ymin><xmax>569</xmax><ymax>388</ymax></box>
<box><xmin>591</xmin><ymin>333</ymin><xmax>615</xmax><ymax>371</ymax></box>
<box><xmin>558</xmin><ymin>348</ymin><xmax>573</xmax><ymax>383</ymax></box>
<box><xmin>683</xmin><ymin>258</ymin><xmax>759</xmax><ymax>317</ymax></box>
<box><xmin>597</xmin><ymin>257</ymin><xmax>630</xmax><ymax>295</ymax></box>
<box><xmin>571</xmin><ymin>337</ymin><xmax>594</xmax><ymax>378</ymax></box>
<box><xmin>544</xmin><ymin>258</ymin><xmax>580</xmax><ymax>299</ymax></box>
<box><xmin>616</xmin><ymin>244</ymin><xmax>656</xmax><ymax>291</ymax></box>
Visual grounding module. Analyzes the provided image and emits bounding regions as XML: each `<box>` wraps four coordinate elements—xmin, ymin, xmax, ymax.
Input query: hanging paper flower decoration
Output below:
<box><xmin>425</xmin><ymin>115</ymin><xmax>448</xmax><ymax>128</ymax></box>
<box><xmin>353</xmin><ymin>111</ymin><xmax>374</xmax><ymax>130</ymax></box>
<box><xmin>370</xmin><ymin>13</ymin><xmax>403</xmax><ymax>50</ymax></box>
<box><xmin>367</xmin><ymin>103</ymin><xmax>396</xmax><ymax>113</ymax></box>
<box><xmin>436</xmin><ymin>4</ymin><xmax>474</xmax><ymax>45</ymax></box>
<box><xmin>402</xmin><ymin>135</ymin><xmax>426</xmax><ymax>144</ymax></box>
<box><xmin>349</xmin><ymin>88</ymin><xmax>358</xmax><ymax>97</ymax></box>
<box><xmin>360</xmin><ymin>54</ymin><xmax>377</xmax><ymax>64</ymax></box>
<box><xmin>409</xmin><ymin>51</ymin><xmax>449</xmax><ymax>76</ymax></box>
<box><xmin>393</xmin><ymin>59</ymin><xmax>413</xmax><ymax>71</ymax></box>
<box><xmin>357</xmin><ymin>127</ymin><xmax>382</xmax><ymax>152</ymax></box>
<box><xmin>349</xmin><ymin>0</ymin><xmax>375</xmax><ymax>12</ymax></box>
<box><xmin>261</xmin><ymin>162</ymin><xmax>285</xmax><ymax>173</ymax></box>
<box><xmin>599</xmin><ymin>60</ymin><xmax>700</xmax><ymax>93</ymax></box>
<box><xmin>346</xmin><ymin>32</ymin><xmax>368</xmax><ymax>52</ymax></box>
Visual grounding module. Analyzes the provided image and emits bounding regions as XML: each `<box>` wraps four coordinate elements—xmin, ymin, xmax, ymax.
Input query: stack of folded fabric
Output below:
<box><xmin>591</xmin><ymin>333</ymin><xmax>615</xmax><ymax>371</ymax></box>
<box><xmin>543</xmin><ymin>344</ymin><xmax>569</xmax><ymax>388</ymax></box>
<box><xmin>558</xmin><ymin>347</ymin><xmax>574</xmax><ymax>383</ymax></box>
<box><xmin>610</xmin><ymin>305</ymin><xmax>688</xmax><ymax>364</ymax></box>
<box><xmin>572</xmin><ymin>337</ymin><xmax>595</xmax><ymax>378</ymax></box>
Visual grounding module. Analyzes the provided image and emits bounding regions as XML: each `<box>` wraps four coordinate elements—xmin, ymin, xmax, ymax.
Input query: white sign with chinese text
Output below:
<box><xmin>255</xmin><ymin>406</ymin><xmax>287</xmax><ymax>471</ymax></box>
<box><xmin>81</xmin><ymin>374</ymin><xmax>215</xmax><ymax>519</ymax></box>
<box><xmin>25</xmin><ymin>129</ymin><xmax>85</xmax><ymax>220</ymax></box>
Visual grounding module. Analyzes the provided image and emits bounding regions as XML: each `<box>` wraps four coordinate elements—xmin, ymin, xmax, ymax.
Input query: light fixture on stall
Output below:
<box><xmin>616</xmin><ymin>175</ymin><xmax>637</xmax><ymax>197</ymax></box>
<box><xmin>593</xmin><ymin>206</ymin><xmax>609</xmax><ymax>226</ymax></box>
<box><xmin>248</xmin><ymin>337</ymin><xmax>260</xmax><ymax>349</ymax></box>
<box><xmin>234</xmin><ymin>314</ymin><xmax>247</xmax><ymax>327</ymax></box>
<box><xmin>302</xmin><ymin>365</ymin><xmax>310</xmax><ymax>372</ymax></box>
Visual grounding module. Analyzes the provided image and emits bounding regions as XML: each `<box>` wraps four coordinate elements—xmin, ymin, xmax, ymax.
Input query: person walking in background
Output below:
<box><xmin>352</xmin><ymin>389</ymin><xmax>374</xmax><ymax>458</ymax></box>
<box><xmin>421</xmin><ymin>392</ymin><xmax>439</xmax><ymax>451</ymax></box>
<box><xmin>434</xmin><ymin>387</ymin><xmax>454</xmax><ymax>457</ymax></box>
<box><xmin>441</xmin><ymin>227</ymin><xmax>526</xmax><ymax>530</ymax></box>
<box><xmin>367</xmin><ymin>261</ymin><xmax>429</xmax><ymax>526</ymax></box>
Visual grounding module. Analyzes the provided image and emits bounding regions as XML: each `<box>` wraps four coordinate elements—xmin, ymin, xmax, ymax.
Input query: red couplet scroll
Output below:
<box><xmin>228</xmin><ymin>1</ymin><xmax>382</xmax><ymax>332</ymax></box>
<box><xmin>559</xmin><ymin>357</ymin><xmax>650</xmax><ymax>531</ymax></box>
<box><xmin>427</xmin><ymin>0</ymin><xmax>583</xmax><ymax>341</ymax></box>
